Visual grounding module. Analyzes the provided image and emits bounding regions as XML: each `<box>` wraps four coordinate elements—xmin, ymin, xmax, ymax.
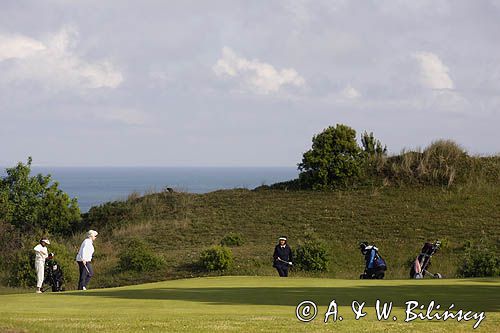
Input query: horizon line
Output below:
<box><xmin>2</xmin><ymin>164</ymin><xmax>299</xmax><ymax>169</ymax></box>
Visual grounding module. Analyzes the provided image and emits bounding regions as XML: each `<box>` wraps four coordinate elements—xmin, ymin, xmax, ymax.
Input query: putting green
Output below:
<box><xmin>0</xmin><ymin>276</ymin><xmax>498</xmax><ymax>332</ymax></box>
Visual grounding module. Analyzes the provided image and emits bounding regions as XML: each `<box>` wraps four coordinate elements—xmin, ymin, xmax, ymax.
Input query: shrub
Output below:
<box><xmin>458</xmin><ymin>241</ymin><xmax>500</xmax><ymax>277</ymax></box>
<box><xmin>220</xmin><ymin>233</ymin><xmax>244</xmax><ymax>247</ymax></box>
<box><xmin>294</xmin><ymin>240</ymin><xmax>329</xmax><ymax>272</ymax></box>
<box><xmin>298</xmin><ymin>124</ymin><xmax>363</xmax><ymax>189</ymax></box>
<box><xmin>0</xmin><ymin>221</ymin><xmax>22</xmax><ymax>270</ymax></box>
<box><xmin>118</xmin><ymin>239</ymin><xmax>164</xmax><ymax>272</ymax></box>
<box><xmin>7</xmin><ymin>247</ymin><xmax>36</xmax><ymax>288</ymax></box>
<box><xmin>199</xmin><ymin>246</ymin><xmax>233</xmax><ymax>271</ymax></box>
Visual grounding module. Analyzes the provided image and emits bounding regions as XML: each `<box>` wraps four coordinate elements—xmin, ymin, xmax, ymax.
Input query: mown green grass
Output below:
<box><xmin>0</xmin><ymin>276</ymin><xmax>498</xmax><ymax>332</ymax></box>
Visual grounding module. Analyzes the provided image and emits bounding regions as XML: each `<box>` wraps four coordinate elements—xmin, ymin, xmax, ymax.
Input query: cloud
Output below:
<box><xmin>319</xmin><ymin>84</ymin><xmax>362</xmax><ymax>104</ymax></box>
<box><xmin>414</xmin><ymin>51</ymin><xmax>454</xmax><ymax>90</ymax></box>
<box><xmin>213</xmin><ymin>47</ymin><xmax>305</xmax><ymax>94</ymax></box>
<box><xmin>0</xmin><ymin>26</ymin><xmax>123</xmax><ymax>90</ymax></box>
<box><xmin>340</xmin><ymin>84</ymin><xmax>361</xmax><ymax>99</ymax></box>
<box><xmin>0</xmin><ymin>34</ymin><xmax>46</xmax><ymax>61</ymax></box>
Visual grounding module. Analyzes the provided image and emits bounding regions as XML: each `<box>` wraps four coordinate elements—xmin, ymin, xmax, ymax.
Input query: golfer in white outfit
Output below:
<box><xmin>34</xmin><ymin>238</ymin><xmax>50</xmax><ymax>293</ymax></box>
<box><xmin>76</xmin><ymin>230</ymin><xmax>98</xmax><ymax>290</ymax></box>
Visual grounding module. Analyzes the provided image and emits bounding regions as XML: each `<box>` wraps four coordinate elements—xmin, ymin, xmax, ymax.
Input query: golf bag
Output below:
<box><xmin>359</xmin><ymin>242</ymin><xmax>387</xmax><ymax>279</ymax></box>
<box><xmin>43</xmin><ymin>253</ymin><xmax>64</xmax><ymax>292</ymax></box>
<box><xmin>410</xmin><ymin>241</ymin><xmax>442</xmax><ymax>279</ymax></box>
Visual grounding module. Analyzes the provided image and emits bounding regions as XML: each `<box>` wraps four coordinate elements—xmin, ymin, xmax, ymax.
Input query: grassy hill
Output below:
<box><xmin>60</xmin><ymin>182</ymin><xmax>500</xmax><ymax>289</ymax></box>
<box><xmin>1</xmin><ymin>140</ymin><xmax>498</xmax><ymax>290</ymax></box>
<box><xmin>1</xmin><ymin>276</ymin><xmax>498</xmax><ymax>332</ymax></box>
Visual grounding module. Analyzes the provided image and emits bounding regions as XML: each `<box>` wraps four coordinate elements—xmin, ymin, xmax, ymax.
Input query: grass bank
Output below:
<box><xmin>73</xmin><ymin>183</ymin><xmax>500</xmax><ymax>288</ymax></box>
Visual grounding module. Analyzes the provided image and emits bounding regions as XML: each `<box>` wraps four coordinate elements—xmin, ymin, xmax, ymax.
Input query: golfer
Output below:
<box><xmin>76</xmin><ymin>230</ymin><xmax>98</xmax><ymax>290</ymax></box>
<box><xmin>273</xmin><ymin>236</ymin><xmax>293</xmax><ymax>277</ymax></box>
<box><xmin>34</xmin><ymin>238</ymin><xmax>50</xmax><ymax>293</ymax></box>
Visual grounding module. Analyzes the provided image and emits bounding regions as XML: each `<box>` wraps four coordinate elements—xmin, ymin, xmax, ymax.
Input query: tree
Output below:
<box><xmin>360</xmin><ymin>131</ymin><xmax>387</xmax><ymax>181</ymax></box>
<box><xmin>298</xmin><ymin>124</ymin><xmax>363</xmax><ymax>189</ymax></box>
<box><xmin>361</xmin><ymin>131</ymin><xmax>387</xmax><ymax>157</ymax></box>
<box><xmin>0</xmin><ymin>157</ymin><xmax>81</xmax><ymax>234</ymax></box>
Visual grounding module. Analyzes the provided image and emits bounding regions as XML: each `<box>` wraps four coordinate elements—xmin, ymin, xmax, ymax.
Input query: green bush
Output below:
<box><xmin>118</xmin><ymin>239</ymin><xmax>164</xmax><ymax>272</ymax></box>
<box><xmin>7</xmin><ymin>247</ymin><xmax>36</xmax><ymax>288</ymax></box>
<box><xmin>458</xmin><ymin>241</ymin><xmax>499</xmax><ymax>277</ymax></box>
<box><xmin>294</xmin><ymin>240</ymin><xmax>329</xmax><ymax>272</ymax></box>
<box><xmin>298</xmin><ymin>124</ymin><xmax>363</xmax><ymax>189</ymax></box>
<box><xmin>0</xmin><ymin>221</ymin><xmax>22</xmax><ymax>270</ymax></box>
<box><xmin>220</xmin><ymin>233</ymin><xmax>244</xmax><ymax>247</ymax></box>
<box><xmin>199</xmin><ymin>246</ymin><xmax>233</xmax><ymax>271</ymax></box>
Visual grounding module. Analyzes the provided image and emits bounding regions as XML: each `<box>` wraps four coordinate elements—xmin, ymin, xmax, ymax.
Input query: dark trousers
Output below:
<box><xmin>77</xmin><ymin>261</ymin><xmax>94</xmax><ymax>290</ymax></box>
<box><xmin>276</xmin><ymin>265</ymin><xmax>289</xmax><ymax>277</ymax></box>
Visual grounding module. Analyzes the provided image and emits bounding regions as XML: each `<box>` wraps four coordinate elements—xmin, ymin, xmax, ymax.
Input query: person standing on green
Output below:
<box><xmin>273</xmin><ymin>236</ymin><xmax>293</xmax><ymax>277</ymax></box>
<box><xmin>76</xmin><ymin>230</ymin><xmax>98</xmax><ymax>290</ymax></box>
<box><xmin>34</xmin><ymin>238</ymin><xmax>50</xmax><ymax>293</ymax></box>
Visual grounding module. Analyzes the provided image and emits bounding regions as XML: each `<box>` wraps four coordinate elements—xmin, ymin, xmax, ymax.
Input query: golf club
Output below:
<box><xmin>277</xmin><ymin>257</ymin><xmax>293</xmax><ymax>266</ymax></box>
<box><xmin>83</xmin><ymin>262</ymin><xmax>90</xmax><ymax>274</ymax></box>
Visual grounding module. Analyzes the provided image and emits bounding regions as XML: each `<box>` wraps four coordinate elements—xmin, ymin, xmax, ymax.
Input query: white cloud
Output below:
<box><xmin>414</xmin><ymin>51</ymin><xmax>454</xmax><ymax>90</ymax></box>
<box><xmin>0</xmin><ymin>34</ymin><xmax>46</xmax><ymax>61</ymax></box>
<box><xmin>340</xmin><ymin>84</ymin><xmax>361</xmax><ymax>99</ymax></box>
<box><xmin>320</xmin><ymin>84</ymin><xmax>362</xmax><ymax>104</ymax></box>
<box><xmin>0</xmin><ymin>26</ymin><xmax>123</xmax><ymax>90</ymax></box>
<box><xmin>213</xmin><ymin>47</ymin><xmax>305</xmax><ymax>94</ymax></box>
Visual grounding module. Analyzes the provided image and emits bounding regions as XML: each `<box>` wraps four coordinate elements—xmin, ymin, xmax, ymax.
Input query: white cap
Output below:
<box><xmin>87</xmin><ymin>230</ymin><xmax>98</xmax><ymax>238</ymax></box>
<box><xmin>278</xmin><ymin>237</ymin><xmax>287</xmax><ymax>241</ymax></box>
<box><xmin>41</xmin><ymin>238</ymin><xmax>50</xmax><ymax>245</ymax></box>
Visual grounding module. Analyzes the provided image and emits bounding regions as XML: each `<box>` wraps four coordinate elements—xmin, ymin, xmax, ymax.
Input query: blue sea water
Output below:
<box><xmin>19</xmin><ymin>167</ymin><xmax>298</xmax><ymax>212</ymax></box>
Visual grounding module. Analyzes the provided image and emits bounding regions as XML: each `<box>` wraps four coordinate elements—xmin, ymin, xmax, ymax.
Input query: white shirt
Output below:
<box><xmin>34</xmin><ymin>244</ymin><xmax>48</xmax><ymax>262</ymax></box>
<box><xmin>76</xmin><ymin>238</ymin><xmax>95</xmax><ymax>262</ymax></box>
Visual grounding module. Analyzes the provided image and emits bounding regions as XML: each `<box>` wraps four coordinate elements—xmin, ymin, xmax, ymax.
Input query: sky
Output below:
<box><xmin>0</xmin><ymin>0</ymin><xmax>499</xmax><ymax>167</ymax></box>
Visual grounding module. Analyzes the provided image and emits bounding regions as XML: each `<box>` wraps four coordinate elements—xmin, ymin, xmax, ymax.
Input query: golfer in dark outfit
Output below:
<box><xmin>273</xmin><ymin>236</ymin><xmax>293</xmax><ymax>277</ymax></box>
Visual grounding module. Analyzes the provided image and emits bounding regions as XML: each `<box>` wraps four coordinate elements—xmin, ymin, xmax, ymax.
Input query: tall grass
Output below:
<box><xmin>382</xmin><ymin>140</ymin><xmax>499</xmax><ymax>187</ymax></box>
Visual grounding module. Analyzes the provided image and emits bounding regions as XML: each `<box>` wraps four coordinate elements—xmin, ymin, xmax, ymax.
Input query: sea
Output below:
<box><xmin>15</xmin><ymin>167</ymin><xmax>299</xmax><ymax>212</ymax></box>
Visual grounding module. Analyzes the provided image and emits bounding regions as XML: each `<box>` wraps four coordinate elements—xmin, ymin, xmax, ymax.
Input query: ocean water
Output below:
<box><xmin>19</xmin><ymin>167</ymin><xmax>298</xmax><ymax>212</ymax></box>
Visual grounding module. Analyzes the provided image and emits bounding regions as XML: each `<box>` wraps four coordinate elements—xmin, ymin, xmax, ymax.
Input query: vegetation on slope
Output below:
<box><xmin>1</xmin><ymin>124</ymin><xmax>499</xmax><ymax>289</ymax></box>
<box><xmin>63</xmin><ymin>183</ymin><xmax>499</xmax><ymax>288</ymax></box>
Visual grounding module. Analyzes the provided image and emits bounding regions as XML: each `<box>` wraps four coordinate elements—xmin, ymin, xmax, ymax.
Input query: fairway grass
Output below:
<box><xmin>0</xmin><ymin>277</ymin><xmax>498</xmax><ymax>332</ymax></box>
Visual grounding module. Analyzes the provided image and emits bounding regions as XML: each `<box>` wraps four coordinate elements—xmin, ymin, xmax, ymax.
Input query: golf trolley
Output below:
<box><xmin>410</xmin><ymin>241</ymin><xmax>443</xmax><ymax>279</ymax></box>
<box><xmin>41</xmin><ymin>253</ymin><xmax>64</xmax><ymax>292</ymax></box>
<box><xmin>359</xmin><ymin>242</ymin><xmax>387</xmax><ymax>279</ymax></box>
